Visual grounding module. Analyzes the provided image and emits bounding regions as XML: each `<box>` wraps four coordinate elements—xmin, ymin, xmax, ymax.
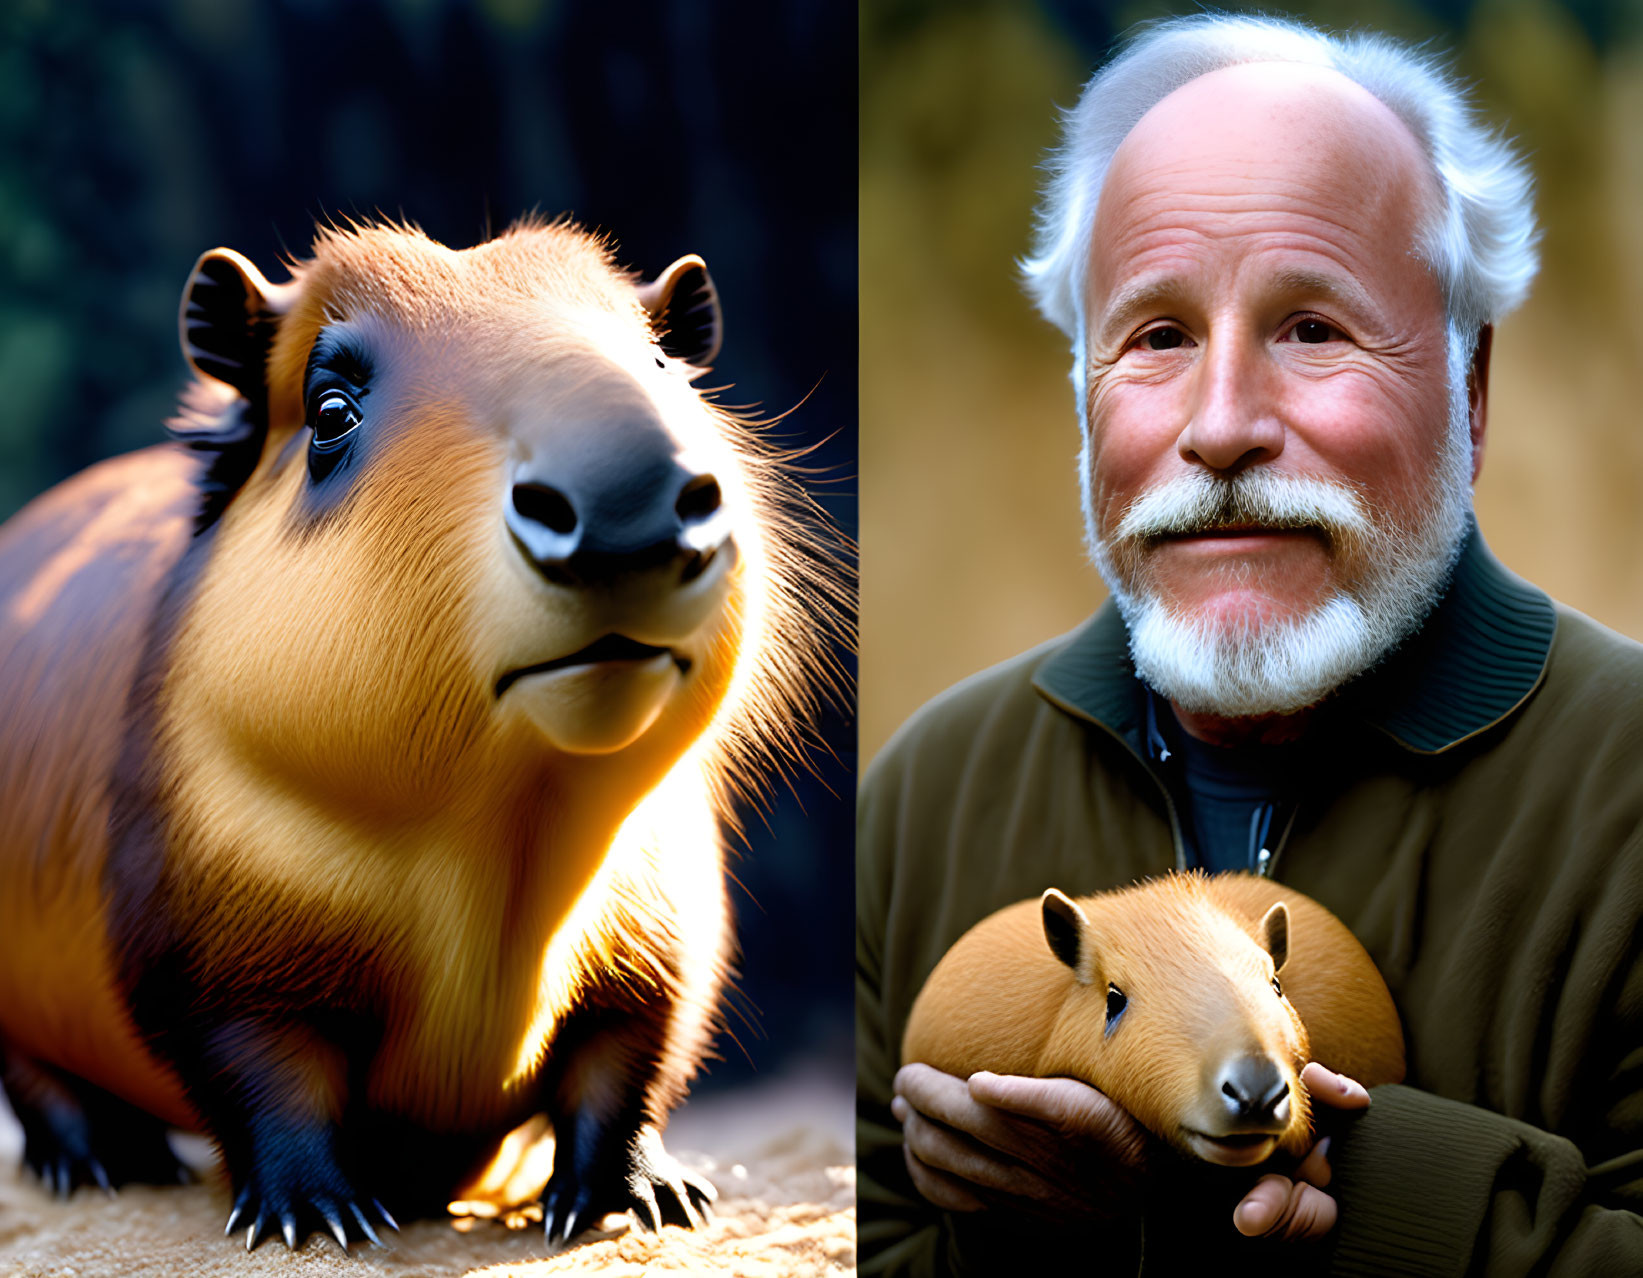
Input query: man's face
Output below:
<box><xmin>1082</xmin><ymin>62</ymin><xmax>1474</xmax><ymax>717</ymax></box>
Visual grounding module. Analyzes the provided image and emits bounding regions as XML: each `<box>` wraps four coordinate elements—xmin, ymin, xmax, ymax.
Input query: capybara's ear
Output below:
<box><xmin>638</xmin><ymin>254</ymin><xmax>721</xmax><ymax>369</ymax></box>
<box><xmin>178</xmin><ymin>248</ymin><xmax>294</xmax><ymax>403</ymax></box>
<box><xmin>1261</xmin><ymin>901</ymin><xmax>1290</xmax><ymax>973</ymax></box>
<box><xmin>1042</xmin><ymin>888</ymin><xmax>1095</xmax><ymax>984</ymax></box>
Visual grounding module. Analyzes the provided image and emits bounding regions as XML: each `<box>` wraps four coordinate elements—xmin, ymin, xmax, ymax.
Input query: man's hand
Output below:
<box><xmin>890</xmin><ymin>1063</ymin><xmax>1147</xmax><ymax>1223</ymax></box>
<box><xmin>1231</xmin><ymin>1062</ymin><xmax>1371</xmax><ymax>1242</ymax></box>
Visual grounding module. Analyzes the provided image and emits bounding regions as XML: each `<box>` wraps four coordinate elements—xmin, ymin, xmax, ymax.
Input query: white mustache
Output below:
<box><xmin>1113</xmin><ymin>470</ymin><xmax>1371</xmax><ymax>542</ymax></box>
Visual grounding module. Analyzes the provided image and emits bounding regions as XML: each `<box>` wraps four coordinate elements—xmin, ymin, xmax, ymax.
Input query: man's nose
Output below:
<box><xmin>1176</xmin><ymin>334</ymin><xmax>1284</xmax><ymax>473</ymax></box>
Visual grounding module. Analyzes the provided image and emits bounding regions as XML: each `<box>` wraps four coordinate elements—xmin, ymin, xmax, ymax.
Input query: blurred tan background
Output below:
<box><xmin>861</xmin><ymin>0</ymin><xmax>1643</xmax><ymax>763</ymax></box>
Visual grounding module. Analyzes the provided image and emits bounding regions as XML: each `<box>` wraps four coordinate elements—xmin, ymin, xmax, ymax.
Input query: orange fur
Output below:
<box><xmin>0</xmin><ymin>219</ymin><xmax>847</xmax><ymax>1204</ymax></box>
<box><xmin>903</xmin><ymin>872</ymin><xmax>1405</xmax><ymax>1163</ymax></box>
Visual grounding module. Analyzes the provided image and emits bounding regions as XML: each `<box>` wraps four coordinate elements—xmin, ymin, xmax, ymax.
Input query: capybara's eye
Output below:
<box><xmin>311</xmin><ymin>391</ymin><xmax>362</xmax><ymax>449</ymax></box>
<box><xmin>1272</xmin><ymin>976</ymin><xmax>1283</xmax><ymax>998</ymax></box>
<box><xmin>1105</xmin><ymin>983</ymin><xmax>1127</xmax><ymax>1031</ymax></box>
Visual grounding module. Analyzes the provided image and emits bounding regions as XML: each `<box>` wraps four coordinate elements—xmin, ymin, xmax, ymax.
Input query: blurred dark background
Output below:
<box><xmin>0</xmin><ymin>0</ymin><xmax>855</xmax><ymax>1095</ymax></box>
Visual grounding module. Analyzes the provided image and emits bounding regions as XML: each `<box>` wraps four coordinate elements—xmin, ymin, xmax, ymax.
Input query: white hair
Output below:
<box><xmin>1021</xmin><ymin>12</ymin><xmax>1540</xmax><ymax>361</ymax></box>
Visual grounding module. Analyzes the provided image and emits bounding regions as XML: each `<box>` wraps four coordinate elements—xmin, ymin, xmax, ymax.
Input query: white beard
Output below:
<box><xmin>1089</xmin><ymin>339</ymin><xmax>1475</xmax><ymax>718</ymax></box>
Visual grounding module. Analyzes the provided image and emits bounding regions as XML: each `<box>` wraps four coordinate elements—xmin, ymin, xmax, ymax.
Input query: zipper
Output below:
<box><xmin>1040</xmin><ymin>682</ymin><xmax>1302</xmax><ymax>879</ymax></box>
<box><xmin>1250</xmin><ymin>802</ymin><xmax>1276</xmax><ymax>877</ymax></box>
<box><xmin>1258</xmin><ymin>802</ymin><xmax>1301</xmax><ymax>879</ymax></box>
<box><xmin>1074</xmin><ymin>712</ymin><xmax>1188</xmax><ymax>873</ymax></box>
<box><xmin>1143</xmin><ymin>687</ymin><xmax>1301</xmax><ymax>878</ymax></box>
<box><xmin>1142</xmin><ymin>688</ymin><xmax>1189</xmax><ymax>871</ymax></box>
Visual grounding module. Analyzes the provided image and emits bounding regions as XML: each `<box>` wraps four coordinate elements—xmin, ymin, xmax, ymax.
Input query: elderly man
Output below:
<box><xmin>858</xmin><ymin>13</ymin><xmax>1643</xmax><ymax>1276</ymax></box>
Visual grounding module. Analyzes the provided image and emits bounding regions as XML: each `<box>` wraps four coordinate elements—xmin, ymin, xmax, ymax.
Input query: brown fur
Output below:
<box><xmin>903</xmin><ymin>872</ymin><xmax>1405</xmax><ymax>1163</ymax></box>
<box><xmin>0</xmin><ymin>219</ymin><xmax>846</xmax><ymax>1235</ymax></box>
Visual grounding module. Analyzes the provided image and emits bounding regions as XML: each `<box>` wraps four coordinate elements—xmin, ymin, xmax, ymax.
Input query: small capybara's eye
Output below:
<box><xmin>311</xmin><ymin>391</ymin><xmax>362</xmax><ymax>448</ymax></box>
<box><xmin>1105</xmin><ymin>983</ymin><xmax>1127</xmax><ymax>1030</ymax></box>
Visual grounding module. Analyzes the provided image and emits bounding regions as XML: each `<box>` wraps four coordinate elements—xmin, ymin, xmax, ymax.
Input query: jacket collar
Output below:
<box><xmin>1032</xmin><ymin>522</ymin><xmax>1557</xmax><ymax>757</ymax></box>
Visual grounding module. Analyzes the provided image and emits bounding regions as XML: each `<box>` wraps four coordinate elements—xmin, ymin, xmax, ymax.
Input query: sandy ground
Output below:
<box><xmin>0</xmin><ymin>1067</ymin><xmax>854</xmax><ymax>1277</ymax></box>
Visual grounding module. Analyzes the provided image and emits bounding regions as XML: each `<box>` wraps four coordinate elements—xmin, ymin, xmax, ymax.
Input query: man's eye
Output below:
<box><xmin>1139</xmin><ymin>326</ymin><xmax>1186</xmax><ymax>351</ymax></box>
<box><xmin>1287</xmin><ymin>318</ymin><xmax>1341</xmax><ymax>344</ymax></box>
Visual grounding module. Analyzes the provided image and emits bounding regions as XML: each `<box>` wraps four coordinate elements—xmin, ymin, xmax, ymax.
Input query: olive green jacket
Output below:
<box><xmin>858</xmin><ymin>531</ymin><xmax>1643</xmax><ymax>1276</ymax></box>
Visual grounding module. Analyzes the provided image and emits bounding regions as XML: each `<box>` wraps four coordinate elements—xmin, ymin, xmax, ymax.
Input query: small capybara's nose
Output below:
<box><xmin>506</xmin><ymin>418</ymin><xmax>729</xmax><ymax>588</ymax></box>
<box><xmin>1218</xmin><ymin>1055</ymin><xmax>1290</xmax><ymax>1125</ymax></box>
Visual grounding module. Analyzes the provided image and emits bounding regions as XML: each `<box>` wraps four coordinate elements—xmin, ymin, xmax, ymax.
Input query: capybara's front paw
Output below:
<box><xmin>542</xmin><ymin>1117</ymin><xmax>714</xmax><ymax>1245</ymax></box>
<box><xmin>225</xmin><ymin>1126</ymin><xmax>399</xmax><ymax>1252</ymax></box>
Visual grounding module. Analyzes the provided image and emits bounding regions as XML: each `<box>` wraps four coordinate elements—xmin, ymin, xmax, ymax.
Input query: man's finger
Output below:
<box><xmin>902</xmin><ymin>1143</ymin><xmax>985</xmax><ymax>1213</ymax></box>
<box><xmin>969</xmin><ymin>1072</ymin><xmax>1149</xmax><ymax>1170</ymax></box>
<box><xmin>1234</xmin><ymin>1174</ymin><xmax>1339</xmax><ymax>1241</ymax></box>
<box><xmin>899</xmin><ymin>1066</ymin><xmax>1094</xmax><ymax>1168</ymax></box>
<box><xmin>967</xmin><ymin>1072</ymin><xmax>1112</xmax><ymax>1127</ymax></box>
<box><xmin>1293</xmin><ymin>1135</ymin><xmax>1332</xmax><ymax>1188</ymax></box>
<box><xmin>1277</xmin><ymin>1184</ymin><xmax>1339</xmax><ymax>1240</ymax></box>
<box><xmin>1301</xmin><ymin>1061</ymin><xmax>1371</xmax><ymax>1111</ymax></box>
<box><xmin>899</xmin><ymin>1100</ymin><xmax>1004</xmax><ymax>1185</ymax></box>
<box><xmin>895</xmin><ymin>1063</ymin><xmax>984</xmax><ymax>1128</ymax></box>
<box><xmin>1234</xmin><ymin>1174</ymin><xmax>1291</xmax><ymax>1236</ymax></box>
<box><xmin>898</xmin><ymin>1105</ymin><xmax>1100</xmax><ymax>1215</ymax></box>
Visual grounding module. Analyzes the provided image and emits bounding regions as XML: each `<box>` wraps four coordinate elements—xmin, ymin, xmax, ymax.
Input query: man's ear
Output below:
<box><xmin>1469</xmin><ymin>324</ymin><xmax>1493</xmax><ymax>484</ymax></box>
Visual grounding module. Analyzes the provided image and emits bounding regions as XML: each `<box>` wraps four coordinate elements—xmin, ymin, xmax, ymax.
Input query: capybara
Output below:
<box><xmin>0</xmin><ymin>219</ymin><xmax>843</xmax><ymax>1250</ymax></box>
<box><xmin>902</xmin><ymin>872</ymin><xmax>1404</xmax><ymax>1166</ymax></box>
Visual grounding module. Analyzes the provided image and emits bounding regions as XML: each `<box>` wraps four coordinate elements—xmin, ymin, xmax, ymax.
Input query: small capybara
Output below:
<box><xmin>0</xmin><ymin>220</ymin><xmax>844</xmax><ymax>1251</ymax></box>
<box><xmin>902</xmin><ymin>872</ymin><xmax>1404</xmax><ymax>1166</ymax></box>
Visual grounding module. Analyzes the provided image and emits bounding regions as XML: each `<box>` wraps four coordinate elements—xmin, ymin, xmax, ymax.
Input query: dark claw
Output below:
<box><xmin>631</xmin><ymin>1181</ymin><xmax>662</xmax><ymax>1233</ymax></box>
<box><xmin>372</xmin><ymin>1198</ymin><xmax>400</xmax><ymax>1233</ymax></box>
<box><xmin>348</xmin><ymin>1200</ymin><xmax>384</xmax><ymax>1248</ymax></box>
<box><xmin>685</xmin><ymin>1170</ymin><xmax>716</xmax><ymax>1226</ymax></box>
<box><xmin>225</xmin><ymin>1188</ymin><xmax>249</xmax><ymax>1235</ymax></box>
<box><xmin>321</xmin><ymin>1205</ymin><xmax>349</xmax><ymax>1251</ymax></box>
<box><xmin>89</xmin><ymin>1158</ymin><xmax>114</xmax><ymax>1197</ymax></box>
<box><xmin>544</xmin><ymin>1191</ymin><xmax>582</xmax><ymax>1248</ymax></box>
<box><xmin>281</xmin><ymin>1212</ymin><xmax>298</xmax><ymax>1250</ymax></box>
<box><xmin>245</xmin><ymin>1214</ymin><xmax>265</xmax><ymax>1252</ymax></box>
<box><xmin>674</xmin><ymin>1186</ymin><xmax>706</xmax><ymax>1230</ymax></box>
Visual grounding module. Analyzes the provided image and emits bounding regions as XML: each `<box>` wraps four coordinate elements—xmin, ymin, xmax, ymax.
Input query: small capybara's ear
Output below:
<box><xmin>1260</xmin><ymin>901</ymin><xmax>1290</xmax><ymax>974</ymax></box>
<box><xmin>178</xmin><ymin>248</ymin><xmax>294</xmax><ymax>404</ymax></box>
<box><xmin>638</xmin><ymin>254</ymin><xmax>721</xmax><ymax>369</ymax></box>
<box><xmin>1042</xmin><ymin>888</ymin><xmax>1095</xmax><ymax>984</ymax></box>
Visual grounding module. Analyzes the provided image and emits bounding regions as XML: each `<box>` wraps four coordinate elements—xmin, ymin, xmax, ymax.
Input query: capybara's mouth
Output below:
<box><xmin>1180</xmin><ymin>1128</ymin><xmax>1281</xmax><ymax>1166</ymax></box>
<box><xmin>496</xmin><ymin>634</ymin><xmax>689</xmax><ymax>695</ymax></box>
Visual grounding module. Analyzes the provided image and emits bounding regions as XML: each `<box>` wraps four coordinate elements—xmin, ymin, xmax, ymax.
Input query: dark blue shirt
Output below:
<box><xmin>1145</xmin><ymin>688</ymin><xmax>1303</xmax><ymax>874</ymax></box>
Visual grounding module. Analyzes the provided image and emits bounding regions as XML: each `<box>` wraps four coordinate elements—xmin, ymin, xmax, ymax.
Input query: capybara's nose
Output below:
<box><xmin>1219</xmin><ymin>1056</ymin><xmax>1290</xmax><ymax>1125</ymax></box>
<box><xmin>506</xmin><ymin>421</ymin><xmax>729</xmax><ymax>588</ymax></box>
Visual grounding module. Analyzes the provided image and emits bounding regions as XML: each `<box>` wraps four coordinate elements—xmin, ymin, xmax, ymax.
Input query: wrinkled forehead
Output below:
<box><xmin>1087</xmin><ymin>62</ymin><xmax>1444</xmax><ymax>314</ymax></box>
